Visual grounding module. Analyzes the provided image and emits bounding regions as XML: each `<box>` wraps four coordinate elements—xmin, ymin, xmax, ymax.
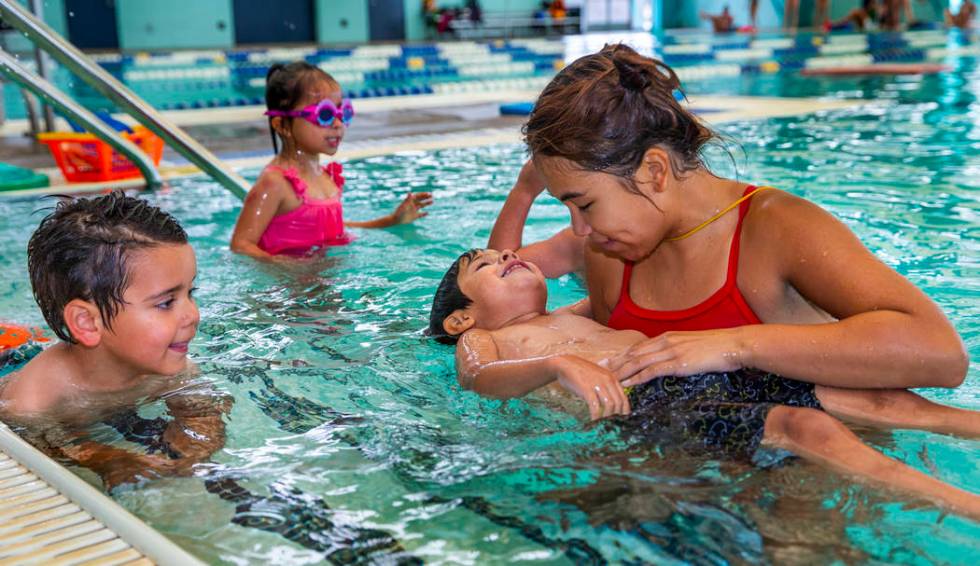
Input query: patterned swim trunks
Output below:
<box><xmin>616</xmin><ymin>369</ymin><xmax>823</xmax><ymax>464</ymax></box>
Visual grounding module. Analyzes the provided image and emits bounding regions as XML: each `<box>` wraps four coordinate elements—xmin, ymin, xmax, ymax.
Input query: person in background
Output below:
<box><xmin>230</xmin><ymin>62</ymin><xmax>432</xmax><ymax>260</ymax></box>
<box><xmin>701</xmin><ymin>5</ymin><xmax>736</xmax><ymax>32</ymax></box>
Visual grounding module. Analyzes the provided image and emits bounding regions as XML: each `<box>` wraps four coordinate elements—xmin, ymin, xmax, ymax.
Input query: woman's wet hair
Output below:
<box><xmin>264</xmin><ymin>61</ymin><xmax>339</xmax><ymax>153</ymax></box>
<box><xmin>27</xmin><ymin>192</ymin><xmax>188</xmax><ymax>343</ymax></box>
<box><xmin>524</xmin><ymin>44</ymin><xmax>719</xmax><ymax>190</ymax></box>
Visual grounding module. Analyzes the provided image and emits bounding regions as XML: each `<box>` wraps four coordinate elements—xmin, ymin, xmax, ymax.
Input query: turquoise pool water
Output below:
<box><xmin>2</xmin><ymin>55</ymin><xmax>980</xmax><ymax>564</ymax></box>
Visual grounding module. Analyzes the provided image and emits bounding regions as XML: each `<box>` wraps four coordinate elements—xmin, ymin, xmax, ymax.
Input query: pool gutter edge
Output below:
<box><xmin>0</xmin><ymin>421</ymin><xmax>206</xmax><ymax>566</ymax></box>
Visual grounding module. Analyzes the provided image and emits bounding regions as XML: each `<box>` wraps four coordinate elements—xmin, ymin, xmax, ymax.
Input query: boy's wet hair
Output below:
<box><xmin>427</xmin><ymin>249</ymin><xmax>480</xmax><ymax>344</ymax></box>
<box><xmin>265</xmin><ymin>61</ymin><xmax>339</xmax><ymax>153</ymax></box>
<box><xmin>524</xmin><ymin>44</ymin><xmax>719</xmax><ymax>190</ymax></box>
<box><xmin>27</xmin><ymin>192</ymin><xmax>188</xmax><ymax>344</ymax></box>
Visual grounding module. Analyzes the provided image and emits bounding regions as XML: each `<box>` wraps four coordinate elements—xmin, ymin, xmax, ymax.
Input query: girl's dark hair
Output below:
<box><xmin>27</xmin><ymin>192</ymin><xmax>188</xmax><ymax>343</ymax></box>
<box><xmin>524</xmin><ymin>44</ymin><xmax>717</xmax><ymax>189</ymax></box>
<box><xmin>265</xmin><ymin>61</ymin><xmax>338</xmax><ymax>154</ymax></box>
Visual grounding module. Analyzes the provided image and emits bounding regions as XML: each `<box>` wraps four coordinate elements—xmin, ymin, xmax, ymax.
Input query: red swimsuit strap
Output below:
<box><xmin>617</xmin><ymin>185</ymin><xmax>762</xmax><ymax>311</ymax></box>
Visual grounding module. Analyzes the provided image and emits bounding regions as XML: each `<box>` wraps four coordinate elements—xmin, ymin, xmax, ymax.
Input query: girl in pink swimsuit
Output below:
<box><xmin>231</xmin><ymin>62</ymin><xmax>433</xmax><ymax>259</ymax></box>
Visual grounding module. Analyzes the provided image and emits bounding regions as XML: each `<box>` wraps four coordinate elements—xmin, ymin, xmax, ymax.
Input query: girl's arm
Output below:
<box><xmin>346</xmin><ymin>192</ymin><xmax>433</xmax><ymax>228</ymax></box>
<box><xmin>613</xmin><ymin>194</ymin><xmax>968</xmax><ymax>390</ymax></box>
<box><xmin>488</xmin><ymin>160</ymin><xmax>587</xmax><ymax>278</ymax></box>
<box><xmin>230</xmin><ymin>172</ymin><xmax>288</xmax><ymax>260</ymax></box>
<box><xmin>456</xmin><ymin>329</ymin><xmax>628</xmax><ymax>418</ymax></box>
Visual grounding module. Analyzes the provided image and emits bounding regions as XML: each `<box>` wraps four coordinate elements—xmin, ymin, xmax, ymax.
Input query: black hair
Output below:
<box><xmin>427</xmin><ymin>249</ymin><xmax>480</xmax><ymax>344</ymax></box>
<box><xmin>27</xmin><ymin>191</ymin><xmax>188</xmax><ymax>343</ymax></box>
<box><xmin>265</xmin><ymin>61</ymin><xmax>339</xmax><ymax>154</ymax></box>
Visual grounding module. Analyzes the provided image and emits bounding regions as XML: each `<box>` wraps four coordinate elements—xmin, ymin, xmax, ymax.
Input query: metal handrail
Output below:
<box><xmin>0</xmin><ymin>49</ymin><xmax>162</xmax><ymax>184</ymax></box>
<box><xmin>0</xmin><ymin>0</ymin><xmax>249</xmax><ymax>199</ymax></box>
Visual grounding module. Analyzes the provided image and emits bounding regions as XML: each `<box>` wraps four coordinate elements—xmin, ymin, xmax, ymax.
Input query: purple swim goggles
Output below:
<box><xmin>265</xmin><ymin>98</ymin><xmax>354</xmax><ymax>127</ymax></box>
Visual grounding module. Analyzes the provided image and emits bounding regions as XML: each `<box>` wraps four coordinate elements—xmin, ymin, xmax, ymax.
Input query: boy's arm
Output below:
<box><xmin>456</xmin><ymin>329</ymin><xmax>562</xmax><ymax>398</ymax></box>
<box><xmin>455</xmin><ymin>330</ymin><xmax>629</xmax><ymax>418</ymax></box>
<box><xmin>58</xmin><ymin>441</ymin><xmax>176</xmax><ymax>490</ymax></box>
<box><xmin>162</xmin><ymin>391</ymin><xmax>233</xmax><ymax>466</ymax></box>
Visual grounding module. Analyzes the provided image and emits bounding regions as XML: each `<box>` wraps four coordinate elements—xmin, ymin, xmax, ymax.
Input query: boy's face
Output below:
<box><xmin>455</xmin><ymin>249</ymin><xmax>547</xmax><ymax>331</ymax></box>
<box><xmin>99</xmin><ymin>243</ymin><xmax>199</xmax><ymax>377</ymax></box>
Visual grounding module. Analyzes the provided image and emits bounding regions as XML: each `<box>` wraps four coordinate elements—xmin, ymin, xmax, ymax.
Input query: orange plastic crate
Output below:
<box><xmin>37</xmin><ymin>125</ymin><xmax>164</xmax><ymax>183</ymax></box>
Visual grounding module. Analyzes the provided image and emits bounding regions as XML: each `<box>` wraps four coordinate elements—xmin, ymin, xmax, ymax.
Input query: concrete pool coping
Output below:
<box><xmin>0</xmin><ymin>93</ymin><xmax>864</xmax><ymax>199</ymax></box>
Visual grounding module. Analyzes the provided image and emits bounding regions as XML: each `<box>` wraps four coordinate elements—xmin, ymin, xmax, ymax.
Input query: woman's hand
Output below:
<box><xmin>609</xmin><ymin>328</ymin><xmax>746</xmax><ymax>387</ymax></box>
<box><xmin>554</xmin><ymin>356</ymin><xmax>631</xmax><ymax>420</ymax></box>
<box><xmin>391</xmin><ymin>191</ymin><xmax>434</xmax><ymax>224</ymax></box>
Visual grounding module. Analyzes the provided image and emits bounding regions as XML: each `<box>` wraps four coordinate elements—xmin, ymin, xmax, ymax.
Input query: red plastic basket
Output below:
<box><xmin>37</xmin><ymin>125</ymin><xmax>164</xmax><ymax>183</ymax></box>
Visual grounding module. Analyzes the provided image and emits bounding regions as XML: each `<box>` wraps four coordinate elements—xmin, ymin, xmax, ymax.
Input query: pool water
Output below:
<box><xmin>2</xmin><ymin>53</ymin><xmax>980</xmax><ymax>565</ymax></box>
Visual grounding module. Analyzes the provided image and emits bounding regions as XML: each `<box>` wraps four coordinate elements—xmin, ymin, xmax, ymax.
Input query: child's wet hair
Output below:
<box><xmin>264</xmin><ymin>61</ymin><xmax>339</xmax><ymax>153</ymax></box>
<box><xmin>524</xmin><ymin>44</ymin><xmax>718</xmax><ymax>189</ymax></box>
<box><xmin>27</xmin><ymin>192</ymin><xmax>188</xmax><ymax>344</ymax></box>
<box><xmin>428</xmin><ymin>249</ymin><xmax>480</xmax><ymax>344</ymax></box>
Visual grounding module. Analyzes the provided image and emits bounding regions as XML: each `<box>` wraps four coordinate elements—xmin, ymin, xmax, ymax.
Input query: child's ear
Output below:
<box><xmin>442</xmin><ymin>309</ymin><xmax>475</xmax><ymax>337</ymax></box>
<box><xmin>271</xmin><ymin>116</ymin><xmax>289</xmax><ymax>137</ymax></box>
<box><xmin>638</xmin><ymin>148</ymin><xmax>671</xmax><ymax>194</ymax></box>
<box><xmin>63</xmin><ymin>299</ymin><xmax>102</xmax><ymax>347</ymax></box>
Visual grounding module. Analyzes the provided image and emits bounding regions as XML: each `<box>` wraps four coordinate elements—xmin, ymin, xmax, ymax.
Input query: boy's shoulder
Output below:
<box><xmin>0</xmin><ymin>346</ymin><xmax>73</xmax><ymax>417</ymax></box>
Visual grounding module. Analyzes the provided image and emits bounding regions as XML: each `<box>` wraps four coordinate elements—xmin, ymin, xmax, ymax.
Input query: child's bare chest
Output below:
<box><xmin>495</xmin><ymin>315</ymin><xmax>643</xmax><ymax>365</ymax></box>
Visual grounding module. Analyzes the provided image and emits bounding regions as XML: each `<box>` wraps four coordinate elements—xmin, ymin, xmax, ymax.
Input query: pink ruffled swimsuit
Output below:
<box><xmin>257</xmin><ymin>162</ymin><xmax>352</xmax><ymax>256</ymax></box>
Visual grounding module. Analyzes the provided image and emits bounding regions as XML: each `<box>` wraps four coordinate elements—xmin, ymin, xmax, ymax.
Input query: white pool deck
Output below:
<box><xmin>0</xmin><ymin>91</ymin><xmax>862</xmax><ymax>198</ymax></box>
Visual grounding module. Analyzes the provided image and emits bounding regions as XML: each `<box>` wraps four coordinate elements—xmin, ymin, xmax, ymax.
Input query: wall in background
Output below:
<box><xmin>680</xmin><ymin>0</ymin><xmax>948</xmax><ymax>31</ymax></box>
<box><xmin>1</xmin><ymin>0</ymin><xmax>68</xmax><ymax>53</ymax></box>
<box><xmin>2</xmin><ymin>0</ymin><xmax>955</xmax><ymax>54</ymax></box>
<box><xmin>316</xmin><ymin>0</ymin><xmax>371</xmax><ymax>43</ymax></box>
<box><xmin>117</xmin><ymin>1</ymin><xmax>234</xmax><ymax>50</ymax></box>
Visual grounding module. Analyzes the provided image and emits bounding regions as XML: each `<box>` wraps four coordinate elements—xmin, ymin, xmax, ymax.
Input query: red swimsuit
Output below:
<box><xmin>607</xmin><ymin>186</ymin><xmax>764</xmax><ymax>338</ymax></box>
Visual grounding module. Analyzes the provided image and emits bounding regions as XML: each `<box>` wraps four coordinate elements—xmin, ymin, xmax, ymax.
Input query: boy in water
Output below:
<box><xmin>0</xmin><ymin>192</ymin><xmax>230</xmax><ymax>490</ymax></box>
<box><xmin>429</xmin><ymin>248</ymin><xmax>980</xmax><ymax>519</ymax></box>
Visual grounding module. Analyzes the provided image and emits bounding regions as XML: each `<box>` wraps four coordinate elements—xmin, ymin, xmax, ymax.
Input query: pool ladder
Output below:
<box><xmin>0</xmin><ymin>0</ymin><xmax>249</xmax><ymax>199</ymax></box>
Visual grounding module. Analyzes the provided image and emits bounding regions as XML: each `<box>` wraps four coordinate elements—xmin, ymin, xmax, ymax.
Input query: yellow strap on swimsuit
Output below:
<box><xmin>666</xmin><ymin>186</ymin><xmax>774</xmax><ymax>242</ymax></box>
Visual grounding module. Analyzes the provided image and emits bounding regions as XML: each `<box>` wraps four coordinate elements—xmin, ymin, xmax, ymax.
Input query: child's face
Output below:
<box><xmin>536</xmin><ymin>156</ymin><xmax>662</xmax><ymax>262</ymax></box>
<box><xmin>287</xmin><ymin>80</ymin><xmax>346</xmax><ymax>156</ymax></box>
<box><xmin>456</xmin><ymin>249</ymin><xmax>548</xmax><ymax>330</ymax></box>
<box><xmin>99</xmin><ymin>243</ymin><xmax>199</xmax><ymax>377</ymax></box>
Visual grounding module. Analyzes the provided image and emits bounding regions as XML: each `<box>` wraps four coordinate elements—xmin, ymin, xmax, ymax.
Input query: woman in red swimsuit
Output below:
<box><xmin>490</xmin><ymin>44</ymin><xmax>967</xmax><ymax>397</ymax></box>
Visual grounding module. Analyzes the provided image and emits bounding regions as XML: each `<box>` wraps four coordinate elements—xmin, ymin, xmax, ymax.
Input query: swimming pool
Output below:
<box><xmin>1</xmin><ymin>52</ymin><xmax>979</xmax><ymax>564</ymax></box>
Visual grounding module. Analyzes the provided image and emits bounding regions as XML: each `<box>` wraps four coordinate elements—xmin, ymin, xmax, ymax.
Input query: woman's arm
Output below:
<box><xmin>612</xmin><ymin>194</ymin><xmax>968</xmax><ymax>390</ymax></box>
<box><xmin>230</xmin><ymin>172</ymin><xmax>287</xmax><ymax>260</ymax></box>
<box><xmin>346</xmin><ymin>192</ymin><xmax>433</xmax><ymax>228</ymax></box>
<box><xmin>741</xmin><ymin>196</ymin><xmax>967</xmax><ymax>388</ymax></box>
<box><xmin>488</xmin><ymin>161</ymin><xmax>587</xmax><ymax>278</ymax></box>
<box><xmin>488</xmin><ymin>160</ymin><xmax>546</xmax><ymax>252</ymax></box>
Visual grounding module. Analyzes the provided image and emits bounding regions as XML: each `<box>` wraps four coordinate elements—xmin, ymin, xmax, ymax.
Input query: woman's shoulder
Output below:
<box><xmin>743</xmin><ymin>186</ymin><xmax>867</xmax><ymax>260</ymax></box>
<box><xmin>744</xmin><ymin>186</ymin><xmax>837</xmax><ymax>233</ymax></box>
